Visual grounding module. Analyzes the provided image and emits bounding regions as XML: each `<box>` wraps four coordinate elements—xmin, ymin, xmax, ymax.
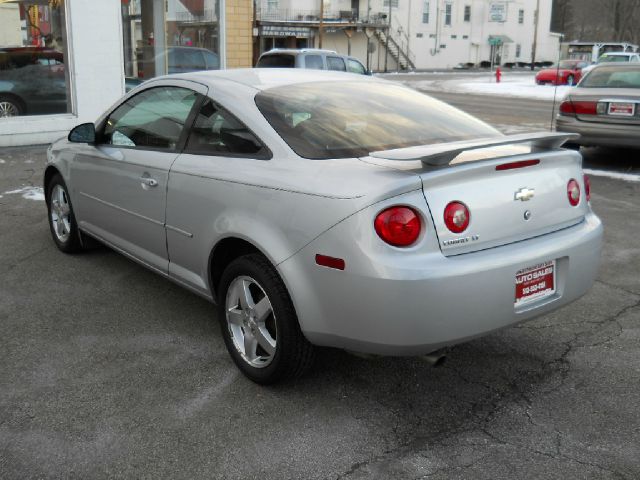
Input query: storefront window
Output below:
<box><xmin>0</xmin><ymin>0</ymin><xmax>70</xmax><ymax>117</ymax></box>
<box><xmin>121</xmin><ymin>0</ymin><xmax>221</xmax><ymax>84</ymax></box>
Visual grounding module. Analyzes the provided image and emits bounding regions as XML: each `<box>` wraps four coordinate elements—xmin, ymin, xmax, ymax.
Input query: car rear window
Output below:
<box><xmin>304</xmin><ymin>55</ymin><xmax>324</xmax><ymax>69</ymax></box>
<box><xmin>255</xmin><ymin>81</ymin><xmax>499</xmax><ymax>159</ymax></box>
<box><xmin>581</xmin><ymin>66</ymin><xmax>640</xmax><ymax>88</ymax></box>
<box><xmin>257</xmin><ymin>54</ymin><xmax>295</xmax><ymax>68</ymax></box>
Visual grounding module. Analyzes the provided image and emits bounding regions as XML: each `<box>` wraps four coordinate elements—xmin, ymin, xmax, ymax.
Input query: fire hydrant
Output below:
<box><xmin>495</xmin><ymin>67</ymin><xmax>502</xmax><ymax>83</ymax></box>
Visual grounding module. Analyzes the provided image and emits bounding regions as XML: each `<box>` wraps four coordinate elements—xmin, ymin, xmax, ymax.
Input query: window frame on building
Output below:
<box><xmin>518</xmin><ymin>9</ymin><xmax>524</xmax><ymax>24</ymax></box>
<box><xmin>422</xmin><ymin>1</ymin><xmax>429</xmax><ymax>23</ymax></box>
<box><xmin>444</xmin><ymin>2</ymin><xmax>452</xmax><ymax>26</ymax></box>
<box><xmin>464</xmin><ymin>5</ymin><xmax>471</xmax><ymax>22</ymax></box>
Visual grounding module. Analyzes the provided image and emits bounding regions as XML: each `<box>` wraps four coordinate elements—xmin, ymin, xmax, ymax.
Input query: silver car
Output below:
<box><xmin>557</xmin><ymin>64</ymin><xmax>640</xmax><ymax>148</ymax></box>
<box><xmin>45</xmin><ymin>69</ymin><xmax>603</xmax><ymax>383</ymax></box>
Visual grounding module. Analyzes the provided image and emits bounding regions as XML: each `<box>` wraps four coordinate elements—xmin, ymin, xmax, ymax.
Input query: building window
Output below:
<box><xmin>445</xmin><ymin>3</ymin><xmax>452</xmax><ymax>26</ymax></box>
<box><xmin>121</xmin><ymin>0</ymin><xmax>221</xmax><ymax>81</ymax></box>
<box><xmin>463</xmin><ymin>35</ymin><xmax>469</xmax><ymax>39</ymax></box>
<box><xmin>0</xmin><ymin>0</ymin><xmax>71</xmax><ymax>117</ymax></box>
<box><xmin>267</xmin><ymin>0</ymin><xmax>278</xmax><ymax>13</ymax></box>
<box><xmin>416</xmin><ymin>33</ymin><xmax>424</xmax><ymax>38</ymax></box>
<box><xmin>518</xmin><ymin>9</ymin><xmax>524</xmax><ymax>24</ymax></box>
<box><xmin>464</xmin><ymin>5</ymin><xmax>471</xmax><ymax>22</ymax></box>
<box><xmin>451</xmin><ymin>35</ymin><xmax>457</xmax><ymax>39</ymax></box>
<box><xmin>422</xmin><ymin>1</ymin><xmax>429</xmax><ymax>23</ymax></box>
<box><xmin>516</xmin><ymin>44</ymin><xmax>521</xmax><ymax>57</ymax></box>
<box><xmin>383</xmin><ymin>0</ymin><xmax>399</xmax><ymax>7</ymax></box>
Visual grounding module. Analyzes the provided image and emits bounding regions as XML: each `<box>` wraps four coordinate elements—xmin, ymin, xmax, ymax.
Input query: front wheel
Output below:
<box><xmin>217</xmin><ymin>254</ymin><xmax>315</xmax><ymax>384</ymax></box>
<box><xmin>46</xmin><ymin>174</ymin><xmax>83</xmax><ymax>253</ymax></box>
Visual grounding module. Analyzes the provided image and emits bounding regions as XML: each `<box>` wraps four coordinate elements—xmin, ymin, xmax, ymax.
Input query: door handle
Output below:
<box><xmin>140</xmin><ymin>176</ymin><xmax>158</xmax><ymax>188</ymax></box>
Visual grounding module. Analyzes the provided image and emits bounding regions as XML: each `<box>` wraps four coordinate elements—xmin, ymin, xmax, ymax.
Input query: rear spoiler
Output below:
<box><xmin>370</xmin><ymin>132</ymin><xmax>580</xmax><ymax>167</ymax></box>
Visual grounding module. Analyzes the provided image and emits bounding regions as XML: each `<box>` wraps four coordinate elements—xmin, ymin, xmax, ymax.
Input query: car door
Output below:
<box><xmin>165</xmin><ymin>97</ymin><xmax>271</xmax><ymax>295</ymax></box>
<box><xmin>70</xmin><ymin>81</ymin><xmax>204</xmax><ymax>273</ymax></box>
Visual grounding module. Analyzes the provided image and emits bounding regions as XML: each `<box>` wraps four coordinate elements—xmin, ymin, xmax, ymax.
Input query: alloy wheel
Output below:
<box><xmin>0</xmin><ymin>101</ymin><xmax>20</xmax><ymax>117</ymax></box>
<box><xmin>50</xmin><ymin>184</ymin><xmax>72</xmax><ymax>243</ymax></box>
<box><xmin>225</xmin><ymin>275</ymin><xmax>277</xmax><ymax>368</ymax></box>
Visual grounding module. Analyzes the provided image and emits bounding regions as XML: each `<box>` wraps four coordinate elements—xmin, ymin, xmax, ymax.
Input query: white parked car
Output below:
<box><xmin>581</xmin><ymin>51</ymin><xmax>640</xmax><ymax>75</ymax></box>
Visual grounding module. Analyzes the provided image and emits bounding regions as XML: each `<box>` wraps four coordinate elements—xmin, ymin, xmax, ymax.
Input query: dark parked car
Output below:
<box><xmin>0</xmin><ymin>47</ymin><xmax>67</xmax><ymax>117</ymax></box>
<box><xmin>0</xmin><ymin>47</ymin><xmax>144</xmax><ymax>117</ymax></box>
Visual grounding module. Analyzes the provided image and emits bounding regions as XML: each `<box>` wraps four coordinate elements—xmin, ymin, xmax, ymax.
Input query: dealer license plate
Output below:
<box><xmin>608</xmin><ymin>102</ymin><xmax>635</xmax><ymax>116</ymax></box>
<box><xmin>515</xmin><ymin>260</ymin><xmax>556</xmax><ymax>305</ymax></box>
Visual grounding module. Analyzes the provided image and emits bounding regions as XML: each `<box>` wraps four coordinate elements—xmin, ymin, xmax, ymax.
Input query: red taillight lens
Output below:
<box><xmin>559</xmin><ymin>100</ymin><xmax>575</xmax><ymax>116</ymax></box>
<box><xmin>444</xmin><ymin>201</ymin><xmax>470</xmax><ymax>234</ymax></box>
<box><xmin>567</xmin><ymin>179</ymin><xmax>581</xmax><ymax>206</ymax></box>
<box><xmin>584</xmin><ymin>174</ymin><xmax>591</xmax><ymax>202</ymax></box>
<box><xmin>572</xmin><ymin>101</ymin><xmax>598</xmax><ymax>115</ymax></box>
<box><xmin>374</xmin><ymin>206</ymin><xmax>421</xmax><ymax>247</ymax></box>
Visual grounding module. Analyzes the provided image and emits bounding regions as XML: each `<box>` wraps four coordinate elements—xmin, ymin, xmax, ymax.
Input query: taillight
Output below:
<box><xmin>584</xmin><ymin>174</ymin><xmax>591</xmax><ymax>202</ymax></box>
<box><xmin>572</xmin><ymin>101</ymin><xmax>598</xmax><ymax>115</ymax></box>
<box><xmin>567</xmin><ymin>179</ymin><xmax>581</xmax><ymax>206</ymax></box>
<box><xmin>374</xmin><ymin>206</ymin><xmax>421</xmax><ymax>247</ymax></box>
<box><xmin>559</xmin><ymin>100</ymin><xmax>575</xmax><ymax>116</ymax></box>
<box><xmin>444</xmin><ymin>201</ymin><xmax>470</xmax><ymax>234</ymax></box>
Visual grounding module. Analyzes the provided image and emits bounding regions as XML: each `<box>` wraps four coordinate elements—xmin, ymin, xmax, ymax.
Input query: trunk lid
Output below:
<box><xmin>366</xmin><ymin>133</ymin><xmax>588</xmax><ymax>256</ymax></box>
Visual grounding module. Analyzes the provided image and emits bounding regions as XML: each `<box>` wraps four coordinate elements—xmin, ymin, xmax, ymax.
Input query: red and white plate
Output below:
<box><xmin>515</xmin><ymin>260</ymin><xmax>556</xmax><ymax>305</ymax></box>
<box><xmin>608</xmin><ymin>102</ymin><xmax>635</xmax><ymax>116</ymax></box>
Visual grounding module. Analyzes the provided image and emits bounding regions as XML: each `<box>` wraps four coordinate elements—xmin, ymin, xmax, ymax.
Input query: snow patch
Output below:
<box><xmin>0</xmin><ymin>159</ymin><xmax>6</xmax><ymax>164</ymax></box>
<box><xmin>584</xmin><ymin>169</ymin><xmax>640</xmax><ymax>183</ymax></box>
<box><xmin>3</xmin><ymin>186</ymin><xmax>45</xmax><ymax>201</ymax></box>
<box><xmin>400</xmin><ymin>72</ymin><xmax>574</xmax><ymax>101</ymax></box>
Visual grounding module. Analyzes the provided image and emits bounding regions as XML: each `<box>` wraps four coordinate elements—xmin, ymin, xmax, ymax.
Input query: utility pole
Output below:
<box><xmin>531</xmin><ymin>0</ymin><xmax>540</xmax><ymax>71</ymax></box>
<box><xmin>384</xmin><ymin>0</ymin><xmax>392</xmax><ymax>72</ymax></box>
<box><xmin>319</xmin><ymin>0</ymin><xmax>324</xmax><ymax>49</ymax></box>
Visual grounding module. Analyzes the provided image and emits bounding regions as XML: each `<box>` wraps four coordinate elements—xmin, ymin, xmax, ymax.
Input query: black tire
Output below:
<box><xmin>0</xmin><ymin>95</ymin><xmax>24</xmax><ymax>117</ymax></box>
<box><xmin>46</xmin><ymin>173</ymin><xmax>83</xmax><ymax>253</ymax></box>
<box><xmin>217</xmin><ymin>253</ymin><xmax>315</xmax><ymax>384</ymax></box>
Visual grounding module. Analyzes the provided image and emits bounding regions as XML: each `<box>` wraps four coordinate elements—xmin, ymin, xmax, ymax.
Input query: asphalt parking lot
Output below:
<box><xmin>1</xmin><ymin>143</ymin><xmax>639</xmax><ymax>479</ymax></box>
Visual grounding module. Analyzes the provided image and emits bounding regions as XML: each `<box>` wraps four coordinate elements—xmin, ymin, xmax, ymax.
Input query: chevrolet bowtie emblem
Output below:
<box><xmin>514</xmin><ymin>187</ymin><xmax>535</xmax><ymax>202</ymax></box>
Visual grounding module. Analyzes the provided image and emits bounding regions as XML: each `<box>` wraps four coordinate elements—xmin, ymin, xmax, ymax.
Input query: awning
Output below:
<box><xmin>488</xmin><ymin>35</ymin><xmax>514</xmax><ymax>45</ymax></box>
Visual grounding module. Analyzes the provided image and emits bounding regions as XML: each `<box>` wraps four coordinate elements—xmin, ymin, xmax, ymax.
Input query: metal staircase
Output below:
<box><xmin>375</xmin><ymin>19</ymin><xmax>416</xmax><ymax>71</ymax></box>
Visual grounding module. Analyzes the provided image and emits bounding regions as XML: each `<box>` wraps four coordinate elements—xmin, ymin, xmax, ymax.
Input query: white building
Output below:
<box><xmin>256</xmin><ymin>0</ymin><xmax>561</xmax><ymax>70</ymax></box>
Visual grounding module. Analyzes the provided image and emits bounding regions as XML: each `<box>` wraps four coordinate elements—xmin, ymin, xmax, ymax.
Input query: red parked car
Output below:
<box><xmin>535</xmin><ymin>60</ymin><xmax>589</xmax><ymax>86</ymax></box>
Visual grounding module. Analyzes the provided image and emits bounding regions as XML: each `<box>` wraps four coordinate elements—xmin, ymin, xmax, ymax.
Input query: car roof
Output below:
<box><xmin>261</xmin><ymin>48</ymin><xmax>338</xmax><ymax>56</ymax></box>
<box><xmin>169</xmin><ymin>68</ymin><xmax>378</xmax><ymax>91</ymax></box>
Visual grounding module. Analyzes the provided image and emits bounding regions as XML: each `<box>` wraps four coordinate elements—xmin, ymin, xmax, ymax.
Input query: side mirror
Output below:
<box><xmin>68</xmin><ymin>122</ymin><xmax>95</xmax><ymax>143</ymax></box>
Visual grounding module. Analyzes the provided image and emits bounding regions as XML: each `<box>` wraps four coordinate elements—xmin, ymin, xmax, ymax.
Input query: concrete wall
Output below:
<box><xmin>0</xmin><ymin>4</ymin><xmax>21</xmax><ymax>47</ymax></box>
<box><xmin>0</xmin><ymin>0</ymin><xmax>125</xmax><ymax>147</ymax></box>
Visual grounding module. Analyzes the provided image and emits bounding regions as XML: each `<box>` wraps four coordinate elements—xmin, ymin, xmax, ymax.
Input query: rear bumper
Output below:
<box><xmin>557</xmin><ymin>116</ymin><xmax>640</xmax><ymax>148</ymax></box>
<box><xmin>279</xmin><ymin>209</ymin><xmax>603</xmax><ymax>355</ymax></box>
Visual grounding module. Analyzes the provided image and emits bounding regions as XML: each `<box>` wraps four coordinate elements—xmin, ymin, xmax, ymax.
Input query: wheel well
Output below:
<box><xmin>43</xmin><ymin>166</ymin><xmax>61</xmax><ymax>204</ymax></box>
<box><xmin>209</xmin><ymin>238</ymin><xmax>262</xmax><ymax>299</ymax></box>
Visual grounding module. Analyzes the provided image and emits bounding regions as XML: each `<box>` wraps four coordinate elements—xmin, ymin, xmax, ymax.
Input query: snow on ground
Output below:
<box><xmin>4</xmin><ymin>186</ymin><xmax>45</xmax><ymax>201</ymax></box>
<box><xmin>401</xmin><ymin>73</ymin><xmax>573</xmax><ymax>101</ymax></box>
<box><xmin>0</xmin><ymin>159</ymin><xmax>6</xmax><ymax>164</ymax></box>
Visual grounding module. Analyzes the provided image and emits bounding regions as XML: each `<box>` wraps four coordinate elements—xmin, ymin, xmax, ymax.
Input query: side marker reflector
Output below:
<box><xmin>315</xmin><ymin>254</ymin><xmax>345</xmax><ymax>271</ymax></box>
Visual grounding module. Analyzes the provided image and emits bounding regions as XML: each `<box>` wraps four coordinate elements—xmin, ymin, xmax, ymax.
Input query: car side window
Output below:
<box><xmin>304</xmin><ymin>55</ymin><xmax>324</xmax><ymax>70</ymax></box>
<box><xmin>184</xmin><ymin>98</ymin><xmax>269</xmax><ymax>158</ymax></box>
<box><xmin>102</xmin><ymin>87</ymin><xmax>198</xmax><ymax>151</ymax></box>
<box><xmin>347</xmin><ymin>58</ymin><xmax>366</xmax><ymax>74</ymax></box>
<box><xmin>327</xmin><ymin>56</ymin><xmax>346</xmax><ymax>71</ymax></box>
